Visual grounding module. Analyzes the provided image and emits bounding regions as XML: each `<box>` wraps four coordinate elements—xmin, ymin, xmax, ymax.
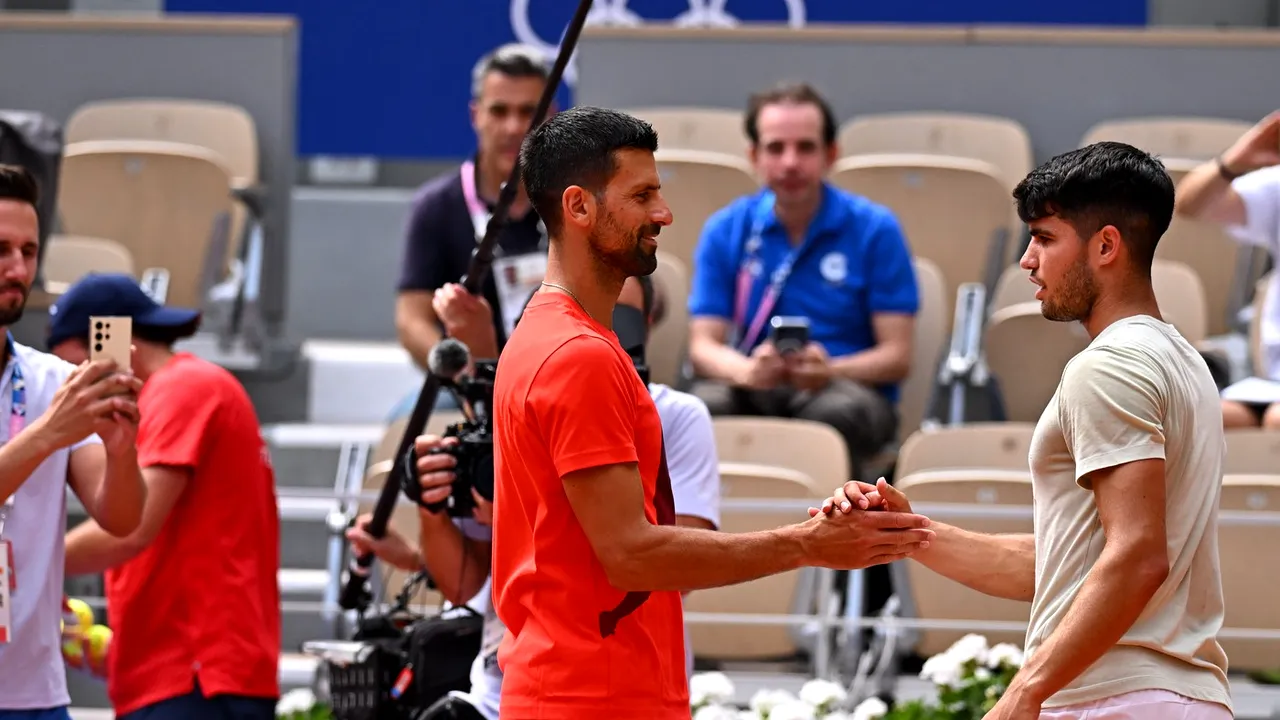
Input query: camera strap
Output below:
<box><xmin>732</xmin><ymin>194</ymin><xmax>808</xmax><ymax>353</ymax></box>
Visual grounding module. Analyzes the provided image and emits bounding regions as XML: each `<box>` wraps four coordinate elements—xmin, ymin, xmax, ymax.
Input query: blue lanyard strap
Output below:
<box><xmin>0</xmin><ymin>333</ymin><xmax>23</xmax><ymax>536</ymax></box>
<box><xmin>732</xmin><ymin>194</ymin><xmax>805</xmax><ymax>352</ymax></box>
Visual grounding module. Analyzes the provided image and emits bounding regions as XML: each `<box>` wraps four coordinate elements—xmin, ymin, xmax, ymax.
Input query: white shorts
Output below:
<box><xmin>1040</xmin><ymin>689</ymin><xmax>1232</xmax><ymax>719</ymax></box>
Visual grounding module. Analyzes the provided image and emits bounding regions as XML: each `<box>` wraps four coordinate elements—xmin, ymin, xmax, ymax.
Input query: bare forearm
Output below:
<box><xmin>0</xmin><ymin>419</ymin><xmax>59</xmax><ymax>504</ymax></box>
<box><xmin>1174</xmin><ymin>162</ymin><xmax>1232</xmax><ymax>219</ymax></box>
<box><xmin>450</xmin><ymin>326</ymin><xmax>499</xmax><ymax>361</ymax></box>
<box><xmin>915</xmin><ymin>524</ymin><xmax>1036</xmax><ymax>602</ymax></box>
<box><xmin>689</xmin><ymin>337</ymin><xmax>750</xmax><ymax>385</ymax></box>
<box><xmin>398</xmin><ymin>319</ymin><xmax>442</xmax><ymax>371</ymax></box>
<box><xmin>91</xmin><ymin>450</ymin><xmax>145</xmax><ymax>537</ymax></box>
<box><xmin>831</xmin><ymin>345</ymin><xmax>910</xmax><ymax>385</ymax></box>
<box><xmin>65</xmin><ymin>520</ymin><xmax>141</xmax><ymax>576</ymax></box>
<box><xmin>608</xmin><ymin>524</ymin><xmax>807</xmax><ymax>593</ymax></box>
<box><xmin>1017</xmin><ymin>545</ymin><xmax>1168</xmax><ymax>701</ymax></box>
<box><xmin>418</xmin><ymin>512</ymin><xmax>489</xmax><ymax>604</ymax></box>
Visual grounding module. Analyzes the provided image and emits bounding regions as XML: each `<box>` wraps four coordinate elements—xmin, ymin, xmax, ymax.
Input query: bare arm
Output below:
<box><xmin>1012</xmin><ymin>458</ymin><xmax>1170</xmax><ymax>704</ymax></box>
<box><xmin>563</xmin><ymin>462</ymin><xmax>934</xmax><ymax>592</ymax></box>
<box><xmin>830</xmin><ymin>313</ymin><xmax>915</xmax><ymax>385</ymax></box>
<box><xmin>417</xmin><ymin>510</ymin><xmax>492</xmax><ymax>605</ymax></box>
<box><xmin>0</xmin><ymin>420</ymin><xmax>61</xmax><ymax>504</ymax></box>
<box><xmin>1174</xmin><ymin>161</ymin><xmax>1246</xmax><ymax>225</ymax></box>
<box><xmin>396</xmin><ymin>291</ymin><xmax>443</xmax><ymax>371</ymax></box>
<box><xmin>65</xmin><ymin>465</ymin><xmax>189</xmax><ymax>576</ymax></box>
<box><xmin>688</xmin><ymin>317</ymin><xmax>750</xmax><ymax>385</ymax></box>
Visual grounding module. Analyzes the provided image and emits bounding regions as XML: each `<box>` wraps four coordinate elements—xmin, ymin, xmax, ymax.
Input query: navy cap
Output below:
<box><xmin>46</xmin><ymin>273</ymin><xmax>200</xmax><ymax>350</ymax></box>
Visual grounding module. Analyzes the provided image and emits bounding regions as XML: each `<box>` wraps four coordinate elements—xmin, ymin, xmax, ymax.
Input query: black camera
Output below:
<box><xmin>613</xmin><ymin>303</ymin><xmax>650</xmax><ymax>385</ymax></box>
<box><xmin>400</xmin><ymin>360</ymin><xmax>496</xmax><ymax>518</ymax></box>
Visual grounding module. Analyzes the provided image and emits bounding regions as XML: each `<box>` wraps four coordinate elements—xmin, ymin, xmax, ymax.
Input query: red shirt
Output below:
<box><xmin>491</xmin><ymin>293</ymin><xmax>689</xmax><ymax>719</ymax></box>
<box><xmin>105</xmin><ymin>353</ymin><xmax>281</xmax><ymax>715</ymax></box>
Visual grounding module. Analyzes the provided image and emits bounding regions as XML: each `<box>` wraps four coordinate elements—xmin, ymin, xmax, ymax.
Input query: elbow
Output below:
<box><xmin>99</xmin><ymin>512</ymin><xmax>143</xmax><ymax>539</ymax></box>
<box><xmin>883</xmin><ymin>348</ymin><xmax>913</xmax><ymax>383</ymax></box>
<box><xmin>1116</xmin><ymin>541</ymin><xmax>1170</xmax><ymax>597</ymax></box>
<box><xmin>600</xmin><ymin>550</ymin><xmax>649</xmax><ymax>593</ymax></box>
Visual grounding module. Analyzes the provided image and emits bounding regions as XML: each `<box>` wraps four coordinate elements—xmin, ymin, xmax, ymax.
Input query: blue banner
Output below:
<box><xmin>164</xmin><ymin>0</ymin><xmax>1147</xmax><ymax>159</ymax></box>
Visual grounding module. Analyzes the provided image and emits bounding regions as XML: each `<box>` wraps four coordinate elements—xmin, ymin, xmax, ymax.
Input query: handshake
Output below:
<box><xmin>798</xmin><ymin>478</ymin><xmax>936</xmax><ymax>570</ymax></box>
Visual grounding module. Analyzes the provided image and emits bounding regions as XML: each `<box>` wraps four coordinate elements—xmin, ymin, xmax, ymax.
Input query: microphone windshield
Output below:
<box><xmin>428</xmin><ymin>338</ymin><xmax>472</xmax><ymax>379</ymax></box>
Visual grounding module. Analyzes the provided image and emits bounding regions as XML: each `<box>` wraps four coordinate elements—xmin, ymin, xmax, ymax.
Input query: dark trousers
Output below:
<box><xmin>690</xmin><ymin>377</ymin><xmax>898</xmax><ymax>468</ymax></box>
<box><xmin>118</xmin><ymin>680</ymin><xmax>275</xmax><ymax>720</ymax></box>
<box><xmin>0</xmin><ymin>709</ymin><xmax>71</xmax><ymax>720</ymax></box>
<box><xmin>415</xmin><ymin>695</ymin><xmax>487</xmax><ymax>720</ymax></box>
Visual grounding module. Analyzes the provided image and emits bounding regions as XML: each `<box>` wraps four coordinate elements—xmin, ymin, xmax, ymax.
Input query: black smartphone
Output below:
<box><xmin>769</xmin><ymin>316</ymin><xmax>810</xmax><ymax>355</ymax></box>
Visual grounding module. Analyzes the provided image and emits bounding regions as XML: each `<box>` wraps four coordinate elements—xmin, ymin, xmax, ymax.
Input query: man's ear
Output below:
<box><xmin>1096</xmin><ymin>225</ymin><xmax>1123</xmax><ymax>267</ymax></box>
<box><xmin>561</xmin><ymin>185</ymin><xmax>595</xmax><ymax>231</ymax></box>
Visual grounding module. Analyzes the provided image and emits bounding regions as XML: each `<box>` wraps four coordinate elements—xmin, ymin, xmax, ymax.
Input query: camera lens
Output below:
<box><xmin>95</xmin><ymin>321</ymin><xmax>103</xmax><ymax>330</ymax></box>
<box><xmin>93</xmin><ymin>343</ymin><xmax>102</xmax><ymax>352</ymax></box>
<box><xmin>94</xmin><ymin>333</ymin><xmax>102</xmax><ymax>341</ymax></box>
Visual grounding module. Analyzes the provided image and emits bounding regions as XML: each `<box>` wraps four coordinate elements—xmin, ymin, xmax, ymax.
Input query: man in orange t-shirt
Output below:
<box><xmin>48</xmin><ymin>274</ymin><xmax>280</xmax><ymax>720</ymax></box>
<box><xmin>491</xmin><ymin>106</ymin><xmax>938</xmax><ymax>720</ymax></box>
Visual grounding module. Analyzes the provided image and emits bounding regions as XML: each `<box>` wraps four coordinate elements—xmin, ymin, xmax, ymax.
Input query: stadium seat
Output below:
<box><xmin>896</xmin><ymin>422</ymin><xmax>1036</xmax><ymax>479</ymax></box>
<box><xmin>654</xmin><ymin>148</ymin><xmax>758</xmax><ymax>272</ymax></box>
<box><xmin>836</xmin><ymin>111</ymin><xmax>1033</xmax><ymax>192</ymax></box>
<box><xmin>1225</xmin><ymin>430</ymin><xmax>1280</xmax><ymax>474</ymax></box>
<box><xmin>1218</xmin><ymin>473</ymin><xmax>1280</xmax><ymax>671</ymax></box>
<box><xmin>56</xmin><ymin>139</ymin><xmax>234</xmax><ymax>309</ymax></box>
<box><xmin>982</xmin><ymin>302</ymin><xmax>1091</xmax><ymax>422</ymax></box>
<box><xmin>829</xmin><ymin>154</ymin><xmax>1012</xmax><ymax>321</ymax></box>
<box><xmin>649</xmin><ymin>251</ymin><xmax>690</xmax><ymax>388</ymax></box>
<box><xmin>712</xmin><ymin>416</ymin><xmax>848</xmax><ymax>494</ymax></box>
<box><xmin>1080</xmin><ymin>116</ymin><xmax>1253</xmax><ymax>162</ymax></box>
<box><xmin>896</xmin><ymin>257</ymin><xmax>948</xmax><ymax>445</ymax></box>
<box><xmin>41</xmin><ymin>234</ymin><xmax>135</xmax><ymax>294</ymax></box>
<box><xmin>620</xmin><ymin>107</ymin><xmax>748</xmax><ymax>157</ymax></box>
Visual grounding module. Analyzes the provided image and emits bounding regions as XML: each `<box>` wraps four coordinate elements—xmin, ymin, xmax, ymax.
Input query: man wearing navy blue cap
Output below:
<box><xmin>48</xmin><ymin>273</ymin><xmax>281</xmax><ymax>720</ymax></box>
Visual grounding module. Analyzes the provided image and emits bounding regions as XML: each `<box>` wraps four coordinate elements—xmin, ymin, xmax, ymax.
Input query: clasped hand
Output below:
<box><xmin>799</xmin><ymin>477</ymin><xmax>935</xmax><ymax>570</ymax></box>
<box><xmin>42</xmin><ymin>358</ymin><xmax>141</xmax><ymax>455</ymax></box>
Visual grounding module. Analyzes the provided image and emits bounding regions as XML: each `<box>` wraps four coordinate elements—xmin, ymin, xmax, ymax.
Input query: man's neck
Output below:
<box><xmin>1080</xmin><ymin>280</ymin><xmax>1163</xmax><ymax>339</ymax></box>
<box><xmin>542</xmin><ymin>245</ymin><xmax>624</xmax><ymax>329</ymax></box>
<box><xmin>476</xmin><ymin>152</ymin><xmax>530</xmax><ymax>215</ymax></box>
<box><xmin>774</xmin><ymin>189</ymin><xmax>823</xmax><ymax>245</ymax></box>
<box><xmin>133</xmin><ymin>342</ymin><xmax>175</xmax><ymax>382</ymax></box>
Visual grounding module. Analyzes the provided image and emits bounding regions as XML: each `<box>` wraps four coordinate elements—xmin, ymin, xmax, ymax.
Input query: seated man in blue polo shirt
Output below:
<box><xmin>687</xmin><ymin>82</ymin><xmax>919</xmax><ymax>466</ymax></box>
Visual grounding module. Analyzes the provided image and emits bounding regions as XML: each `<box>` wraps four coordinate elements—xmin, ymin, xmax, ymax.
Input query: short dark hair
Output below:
<box><xmin>471</xmin><ymin>43</ymin><xmax>550</xmax><ymax>98</ymax></box>
<box><xmin>519</xmin><ymin>106</ymin><xmax>659</xmax><ymax>236</ymax></box>
<box><xmin>0</xmin><ymin>164</ymin><xmax>39</xmax><ymax>208</ymax></box>
<box><xmin>744</xmin><ymin>82</ymin><xmax>837</xmax><ymax>147</ymax></box>
<box><xmin>1013</xmin><ymin>141</ymin><xmax>1174</xmax><ymax>275</ymax></box>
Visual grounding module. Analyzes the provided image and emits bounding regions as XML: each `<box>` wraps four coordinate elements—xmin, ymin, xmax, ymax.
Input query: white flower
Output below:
<box><xmin>946</xmin><ymin>633</ymin><xmax>990</xmax><ymax>665</ymax></box>
<box><xmin>694</xmin><ymin>705</ymin><xmax>741</xmax><ymax>720</ymax></box>
<box><xmin>973</xmin><ymin>667</ymin><xmax>993</xmax><ymax>682</ymax></box>
<box><xmin>691</xmin><ymin>671</ymin><xmax>737</xmax><ymax>707</ymax></box>
<box><xmin>798</xmin><ymin>678</ymin><xmax>848</xmax><ymax>710</ymax></box>
<box><xmin>275</xmin><ymin>688</ymin><xmax>315</xmax><ymax>716</ymax></box>
<box><xmin>750</xmin><ymin>689</ymin><xmax>798</xmax><ymax>716</ymax></box>
<box><xmin>736</xmin><ymin>711</ymin><xmax>759</xmax><ymax>720</ymax></box>
<box><xmin>987</xmin><ymin>642</ymin><xmax>1025</xmax><ymax>669</ymax></box>
<box><xmin>767</xmin><ymin>699</ymin><xmax>818</xmax><ymax>720</ymax></box>
<box><xmin>825</xmin><ymin>713</ymin><xmax>854</xmax><ymax>720</ymax></box>
<box><xmin>851</xmin><ymin>695</ymin><xmax>889</xmax><ymax>720</ymax></box>
<box><xmin>919</xmin><ymin>650</ymin><xmax>964</xmax><ymax>688</ymax></box>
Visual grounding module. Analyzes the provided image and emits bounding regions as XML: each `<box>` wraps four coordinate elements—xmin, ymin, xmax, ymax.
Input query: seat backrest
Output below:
<box><xmin>1080</xmin><ymin>116</ymin><xmax>1252</xmax><ymax>162</ymax></box>
<box><xmin>829</xmin><ymin>154</ymin><xmax>1010</xmax><ymax>320</ymax></box>
<box><xmin>621</xmin><ymin>107</ymin><xmax>748</xmax><ymax>157</ymax></box>
<box><xmin>837</xmin><ymin>111</ymin><xmax>1033</xmax><ymax>192</ymax></box>
<box><xmin>1225</xmin><ymin>429</ymin><xmax>1280</xmax><ymax>474</ymax></box>
<box><xmin>654</xmin><ymin>149</ymin><xmax>758</xmax><ymax>272</ymax></box>
<box><xmin>990</xmin><ymin>262</ymin><xmax>1033</xmax><ymax>312</ymax></box>
<box><xmin>898</xmin><ymin>257</ymin><xmax>947</xmax><ymax>442</ymax></box>
<box><xmin>1151</xmin><ymin>258</ymin><xmax>1208</xmax><ymax>345</ymax></box>
<box><xmin>648</xmin><ymin>252</ymin><xmax>690</xmax><ymax>387</ymax></box>
<box><xmin>57</xmin><ymin>139</ymin><xmax>233</xmax><ymax>309</ymax></box>
<box><xmin>713</xmin><ymin>416</ymin><xmax>847</xmax><ymax>495</ymax></box>
<box><xmin>66</xmin><ymin>98</ymin><xmax>259</xmax><ymax>184</ymax></box>
<box><xmin>897</xmin><ymin>422</ymin><xmax>1036</xmax><ymax>478</ymax></box>
<box><xmin>1157</xmin><ymin>212</ymin><xmax>1243</xmax><ymax>337</ymax></box>
<box><xmin>983</xmin><ymin>302</ymin><xmax>1091</xmax><ymax>423</ymax></box>
<box><xmin>896</xmin><ymin>470</ymin><xmax>1034</xmax><ymax>656</ymax></box>
<box><xmin>41</xmin><ymin>234</ymin><xmax>135</xmax><ymax>290</ymax></box>
<box><xmin>1218</xmin><ymin>473</ymin><xmax>1280</xmax><ymax>671</ymax></box>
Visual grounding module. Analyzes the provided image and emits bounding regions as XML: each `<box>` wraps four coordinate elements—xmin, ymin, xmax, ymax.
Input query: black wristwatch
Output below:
<box><xmin>1216</xmin><ymin>155</ymin><xmax>1243</xmax><ymax>182</ymax></box>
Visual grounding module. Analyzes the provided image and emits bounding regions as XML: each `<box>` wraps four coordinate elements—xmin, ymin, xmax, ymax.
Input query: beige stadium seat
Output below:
<box><xmin>41</xmin><ymin>234</ymin><xmax>135</xmax><ymax>293</ymax></box>
<box><xmin>990</xmin><ymin>262</ymin><xmax>1035</xmax><ymax>312</ymax></box>
<box><xmin>896</xmin><ymin>422</ymin><xmax>1036</xmax><ymax>478</ymax></box>
<box><xmin>57</xmin><ymin>139</ymin><xmax>235</xmax><ymax>309</ymax></box>
<box><xmin>829</xmin><ymin>154</ymin><xmax>1011</xmax><ymax>321</ymax></box>
<box><xmin>895</xmin><ymin>258</ymin><xmax>948</xmax><ymax>444</ymax></box>
<box><xmin>621</xmin><ymin>107</ymin><xmax>748</xmax><ymax>157</ymax></box>
<box><xmin>712</xmin><ymin>416</ymin><xmax>847</xmax><ymax>494</ymax></box>
<box><xmin>1218</xmin><ymin>473</ymin><xmax>1280</xmax><ymax>671</ymax></box>
<box><xmin>1249</xmin><ymin>272</ymin><xmax>1273</xmax><ymax>377</ymax></box>
<box><xmin>837</xmin><ymin>111</ymin><xmax>1033</xmax><ymax>192</ymax></box>
<box><xmin>654</xmin><ymin>149</ymin><xmax>758</xmax><ymax>272</ymax></box>
<box><xmin>649</xmin><ymin>252</ymin><xmax>690</xmax><ymax>387</ymax></box>
<box><xmin>685</xmin><ymin>462</ymin><xmax>820</xmax><ymax>661</ymax></box>
<box><xmin>1080</xmin><ymin>117</ymin><xmax>1252</xmax><ymax>162</ymax></box>
<box><xmin>983</xmin><ymin>302</ymin><xmax>1091</xmax><ymax>423</ymax></box>
<box><xmin>1225</xmin><ymin>429</ymin><xmax>1280</xmax><ymax>474</ymax></box>
<box><xmin>896</xmin><ymin>469</ymin><xmax>1034</xmax><ymax>656</ymax></box>
<box><xmin>369</xmin><ymin>410</ymin><xmax>467</xmax><ymax>473</ymax></box>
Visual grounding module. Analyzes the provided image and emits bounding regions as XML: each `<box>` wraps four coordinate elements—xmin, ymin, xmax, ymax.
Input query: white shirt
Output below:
<box><xmin>452</xmin><ymin>382</ymin><xmax>722</xmax><ymax>719</ymax></box>
<box><xmin>1228</xmin><ymin>167</ymin><xmax>1280</xmax><ymax>379</ymax></box>
<box><xmin>0</xmin><ymin>341</ymin><xmax>102</xmax><ymax>710</ymax></box>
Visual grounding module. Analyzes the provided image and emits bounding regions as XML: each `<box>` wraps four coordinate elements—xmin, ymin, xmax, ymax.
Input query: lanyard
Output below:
<box><xmin>732</xmin><ymin>195</ymin><xmax>806</xmax><ymax>353</ymax></box>
<box><xmin>460</xmin><ymin>160</ymin><xmax>548</xmax><ymax>256</ymax></box>
<box><xmin>0</xmin><ymin>333</ymin><xmax>26</xmax><ymax>538</ymax></box>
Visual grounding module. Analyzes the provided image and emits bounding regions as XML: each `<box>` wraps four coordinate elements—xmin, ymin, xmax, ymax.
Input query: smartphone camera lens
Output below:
<box><xmin>93</xmin><ymin>343</ymin><xmax>102</xmax><ymax>353</ymax></box>
<box><xmin>94</xmin><ymin>333</ymin><xmax>102</xmax><ymax>341</ymax></box>
<box><xmin>94</xmin><ymin>321</ymin><xmax>103</xmax><ymax>330</ymax></box>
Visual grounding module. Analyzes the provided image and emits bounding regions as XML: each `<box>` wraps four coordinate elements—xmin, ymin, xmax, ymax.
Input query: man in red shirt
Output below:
<box><xmin>491</xmin><ymin>106</ymin><xmax>937</xmax><ymax>719</ymax></box>
<box><xmin>47</xmin><ymin>273</ymin><xmax>280</xmax><ymax>720</ymax></box>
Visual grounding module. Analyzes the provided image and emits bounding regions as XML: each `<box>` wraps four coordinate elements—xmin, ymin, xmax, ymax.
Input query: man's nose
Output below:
<box><xmin>1019</xmin><ymin>246</ymin><xmax>1037</xmax><ymax>271</ymax></box>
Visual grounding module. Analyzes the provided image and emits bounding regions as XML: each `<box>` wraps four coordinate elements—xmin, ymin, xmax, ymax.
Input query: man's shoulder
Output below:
<box><xmin>825</xmin><ymin>184</ymin><xmax>900</xmax><ymax>233</ymax></box>
<box><xmin>409</xmin><ymin>167</ymin><xmax>465</xmax><ymax>215</ymax></box>
<box><xmin>702</xmin><ymin>191</ymin><xmax>768</xmax><ymax>240</ymax></box>
<box><xmin>1065</xmin><ymin>320</ymin><xmax>1175</xmax><ymax>387</ymax></box>
<box><xmin>13</xmin><ymin>342</ymin><xmax>77</xmax><ymax>385</ymax></box>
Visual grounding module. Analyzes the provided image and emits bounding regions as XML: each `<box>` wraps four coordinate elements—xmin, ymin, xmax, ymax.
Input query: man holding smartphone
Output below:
<box><xmin>687</xmin><ymin>83</ymin><xmax>919</xmax><ymax>467</ymax></box>
<box><xmin>0</xmin><ymin>165</ymin><xmax>147</xmax><ymax>720</ymax></box>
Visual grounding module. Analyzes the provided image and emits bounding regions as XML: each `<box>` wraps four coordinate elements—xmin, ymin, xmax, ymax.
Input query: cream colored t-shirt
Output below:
<box><xmin>1026</xmin><ymin>315</ymin><xmax>1232</xmax><ymax>711</ymax></box>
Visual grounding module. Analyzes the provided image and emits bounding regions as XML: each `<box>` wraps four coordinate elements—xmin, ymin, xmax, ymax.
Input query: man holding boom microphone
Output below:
<box><xmin>489</xmin><ymin>107</ymin><xmax>934</xmax><ymax>718</ymax></box>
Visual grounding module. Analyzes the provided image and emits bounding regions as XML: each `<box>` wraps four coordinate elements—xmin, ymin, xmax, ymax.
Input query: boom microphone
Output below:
<box><xmin>337</xmin><ymin>339</ymin><xmax>472</xmax><ymax>612</ymax></box>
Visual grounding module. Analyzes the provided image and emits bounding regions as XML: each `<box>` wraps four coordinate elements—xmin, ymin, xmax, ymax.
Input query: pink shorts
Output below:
<box><xmin>1040</xmin><ymin>689</ymin><xmax>1232</xmax><ymax>719</ymax></box>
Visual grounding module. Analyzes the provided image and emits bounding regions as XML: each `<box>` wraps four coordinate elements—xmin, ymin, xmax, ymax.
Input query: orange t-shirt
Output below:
<box><xmin>491</xmin><ymin>292</ymin><xmax>689</xmax><ymax>719</ymax></box>
<box><xmin>104</xmin><ymin>353</ymin><xmax>281</xmax><ymax>715</ymax></box>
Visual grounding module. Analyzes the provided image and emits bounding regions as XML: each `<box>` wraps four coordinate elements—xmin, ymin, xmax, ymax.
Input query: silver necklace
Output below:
<box><xmin>541</xmin><ymin>281</ymin><xmax>584</xmax><ymax>309</ymax></box>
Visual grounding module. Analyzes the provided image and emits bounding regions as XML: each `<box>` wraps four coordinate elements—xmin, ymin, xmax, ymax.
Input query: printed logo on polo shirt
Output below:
<box><xmin>820</xmin><ymin>252</ymin><xmax>847</xmax><ymax>284</ymax></box>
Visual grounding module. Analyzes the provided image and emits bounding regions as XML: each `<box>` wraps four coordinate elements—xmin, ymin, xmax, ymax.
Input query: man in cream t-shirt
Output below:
<box><xmin>814</xmin><ymin>142</ymin><xmax>1232</xmax><ymax>719</ymax></box>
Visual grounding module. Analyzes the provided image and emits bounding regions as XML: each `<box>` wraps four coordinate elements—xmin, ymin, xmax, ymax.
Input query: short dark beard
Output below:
<box><xmin>1039</xmin><ymin>258</ymin><xmax>1098</xmax><ymax>323</ymax></box>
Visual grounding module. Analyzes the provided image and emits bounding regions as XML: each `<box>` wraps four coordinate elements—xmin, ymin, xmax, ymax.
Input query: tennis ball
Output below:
<box><xmin>85</xmin><ymin>624</ymin><xmax>112</xmax><ymax>666</ymax></box>
<box><xmin>62</xmin><ymin>635</ymin><xmax>84</xmax><ymax>669</ymax></box>
<box><xmin>64</xmin><ymin>598</ymin><xmax>94</xmax><ymax>630</ymax></box>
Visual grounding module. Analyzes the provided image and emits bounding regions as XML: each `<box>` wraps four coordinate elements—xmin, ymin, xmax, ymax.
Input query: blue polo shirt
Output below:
<box><xmin>688</xmin><ymin>182</ymin><xmax>919</xmax><ymax>402</ymax></box>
